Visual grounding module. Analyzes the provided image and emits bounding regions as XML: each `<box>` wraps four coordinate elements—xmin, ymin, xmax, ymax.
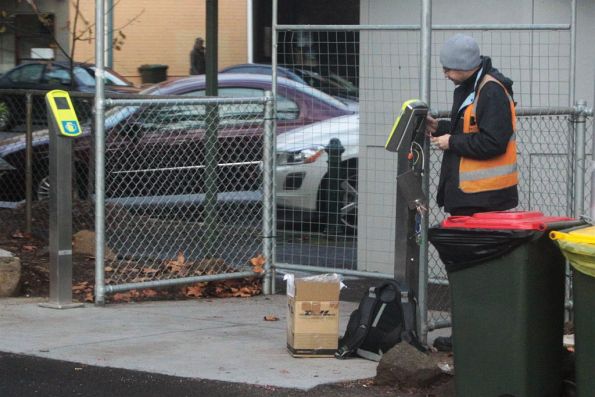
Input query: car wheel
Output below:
<box><xmin>35</xmin><ymin>173</ymin><xmax>85</xmax><ymax>201</ymax></box>
<box><xmin>35</xmin><ymin>175</ymin><xmax>51</xmax><ymax>201</ymax></box>
<box><xmin>339</xmin><ymin>167</ymin><xmax>358</xmax><ymax>231</ymax></box>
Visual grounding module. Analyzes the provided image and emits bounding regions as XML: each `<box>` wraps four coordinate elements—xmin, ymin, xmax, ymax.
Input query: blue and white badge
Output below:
<box><xmin>61</xmin><ymin>120</ymin><xmax>81</xmax><ymax>136</ymax></box>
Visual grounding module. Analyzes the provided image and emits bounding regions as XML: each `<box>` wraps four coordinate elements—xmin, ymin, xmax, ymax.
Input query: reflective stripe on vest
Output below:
<box><xmin>459</xmin><ymin>75</ymin><xmax>518</xmax><ymax>193</ymax></box>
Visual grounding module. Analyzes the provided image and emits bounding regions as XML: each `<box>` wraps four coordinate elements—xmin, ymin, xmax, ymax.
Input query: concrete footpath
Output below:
<box><xmin>0</xmin><ymin>295</ymin><xmax>381</xmax><ymax>390</ymax></box>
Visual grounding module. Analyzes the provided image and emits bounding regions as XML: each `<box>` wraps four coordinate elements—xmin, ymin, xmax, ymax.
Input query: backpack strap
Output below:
<box><xmin>335</xmin><ymin>287</ymin><xmax>378</xmax><ymax>359</ymax></box>
<box><xmin>398</xmin><ymin>286</ymin><xmax>426</xmax><ymax>352</ymax></box>
<box><xmin>380</xmin><ymin>282</ymin><xmax>425</xmax><ymax>351</ymax></box>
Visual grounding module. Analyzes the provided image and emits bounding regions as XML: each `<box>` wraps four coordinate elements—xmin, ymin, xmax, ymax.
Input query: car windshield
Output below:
<box><xmin>73</xmin><ymin>67</ymin><xmax>96</xmax><ymax>86</ymax></box>
<box><xmin>295</xmin><ymin>69</ymin><xmax>359</xmax><ymax>98</ymax></box>
<box><xmin>76</xmin><ymin>66</ymin><xmax>132</xmax><ymax>87</ymax></box>
<box><xmin>104</xmin><ymin>105</ymin><xmax>138</xmax><ymax>129</ymax></box>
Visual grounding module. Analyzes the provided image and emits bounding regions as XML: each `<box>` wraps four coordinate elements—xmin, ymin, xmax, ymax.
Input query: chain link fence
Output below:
<box><xmin>0</xmin><ymin>90</ymin><xmax>275</xmax><ymax>298</ymax></box>
<box><xmin>271</xmin><ymin>26</ymin><xmax>592</xmax><ymax>335</ymax></box>
<box><xmin>97</xmin><ymin>94</ymin><xmax>274</xmax><ymax>297</ymax></box>
<box><xmin>0</xmin><ymin>28</ymin><xmax>592</xmax><ymax>338</ymax></box>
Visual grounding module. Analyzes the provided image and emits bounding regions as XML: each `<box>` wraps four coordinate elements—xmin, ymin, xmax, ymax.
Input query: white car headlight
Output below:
<box><xmin>277</xmin><ymin>145</ymin><xmax>325</xmax><ymax>166</ymax></box>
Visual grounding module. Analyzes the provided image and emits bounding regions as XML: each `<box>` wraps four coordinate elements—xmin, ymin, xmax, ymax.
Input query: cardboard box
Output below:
<box><xmin>286</xmin><ymin>274</ymin><xmax>341</xmax><ymax>357</ymax></box>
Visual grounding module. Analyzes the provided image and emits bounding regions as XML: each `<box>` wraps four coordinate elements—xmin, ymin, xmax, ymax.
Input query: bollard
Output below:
<box><xmin>324</xmin><ymin>138</ymin><xmax>345</xmax><ymax>236</ymax></box>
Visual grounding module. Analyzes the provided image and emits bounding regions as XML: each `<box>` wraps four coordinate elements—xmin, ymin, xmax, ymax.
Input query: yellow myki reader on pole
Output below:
<box><xmin>46</xmin><ymin>90</ymin><xmax>82</xmax><ymax>137</ymax></box>
<box><xmin>384</xmin><ymin>99</ymin><xmax>428</xmax><ymax>318</ymax></box>
<box><xmin>385</xmin><ymin>99</ymin><xmax>428</xmax><ymax>153</ymax></box>
<box><xmin>39</xmin><ymin>89</ymin><xmax>83</xmax><ymax>309</ymax></box>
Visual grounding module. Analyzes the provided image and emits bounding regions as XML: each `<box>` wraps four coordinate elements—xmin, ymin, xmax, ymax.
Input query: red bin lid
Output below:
<box><xmin>440</xmin><ymin>211</ymin><xmax>574</xmax><ymax>231</ymax></box>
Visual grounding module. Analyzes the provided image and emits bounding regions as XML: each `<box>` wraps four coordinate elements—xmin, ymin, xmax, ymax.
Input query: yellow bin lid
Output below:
<box><xmin>550</xmin><ymin>225</ymin><xmax>595</xmax><ymax>244</ymax></box>
<box><xmin>550</xmin><ymin>225</ymin><xmax>595</xmax><ymax>277</ymax></box>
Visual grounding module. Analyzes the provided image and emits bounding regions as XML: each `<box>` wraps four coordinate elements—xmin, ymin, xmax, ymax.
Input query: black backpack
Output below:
<box><xmin>336</xmin><ymin>280</ymin><xmax>424</xmax><ymax>361</ymax></box>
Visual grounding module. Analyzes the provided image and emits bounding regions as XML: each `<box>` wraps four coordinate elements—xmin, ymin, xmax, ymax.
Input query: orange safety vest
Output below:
<box><xmin>459</xmin><ymin>75</ymin><xmax>518</xmax><ymax>193</ymax></box>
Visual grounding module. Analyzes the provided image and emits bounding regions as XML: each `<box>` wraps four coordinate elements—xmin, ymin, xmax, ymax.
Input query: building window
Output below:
<box><xmin>15</xmin><ymin>13</ymin><xmax>55</xmax><ymax>64</ymax></box>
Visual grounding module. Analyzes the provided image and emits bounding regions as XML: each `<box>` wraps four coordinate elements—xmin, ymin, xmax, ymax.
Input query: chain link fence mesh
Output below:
<box><xmin>0</xmin><ymin>90</ymin><xmax>95</xmax><ymax>236</ymax></box>
<box><xmin>273</xmin><ymin>27</ymin><xmax>587</xmax><ymax>329</ymax></box>
<box><xmin>101</xmin><ymin>96</ymin><xmax>271</xmax><ymax>290</ymax></box>
<box><xmin>0</xmin><ymin>28</ymin><xmax>591</xmax><ymax>322</ymax></box>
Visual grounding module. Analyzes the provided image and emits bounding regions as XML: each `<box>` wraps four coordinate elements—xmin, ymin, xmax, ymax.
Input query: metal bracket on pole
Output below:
<box><xmin>39</xmin><ymin>91</ymin><xmax>84</xmax><ymax>309</ymax></box>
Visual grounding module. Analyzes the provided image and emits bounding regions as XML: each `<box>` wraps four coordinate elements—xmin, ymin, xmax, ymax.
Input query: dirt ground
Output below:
<box><xmin>0</xmin><ymin>200</ymin><xmax>456</xmax><ymax>396</ymax></box>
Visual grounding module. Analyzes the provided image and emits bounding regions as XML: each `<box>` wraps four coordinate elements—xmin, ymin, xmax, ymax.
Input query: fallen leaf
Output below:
<box><xmin>167</xmin><ymin>251</ymin><xmax>188</xmax><ymax>274</ymax></box>
<box><xmin>185</xmin><ymin>285</ymin><xmax>203</xmax><ymax>297</ymax></box>
<box><xmin>112</xmin><ymin>292</ymin><xmax>131</xmax><ymax>302</ymax></box>
<box><xmin>250</xmin><ymin>254</ymin><xmax>266</xmax><ymax>267</ymax></box>
<box><xmin>177</xmin><ymin>250</ymin><xmax>185</xmax><ymax>265</ymax></box>
<box><xmin>264</xmin><ymin>315</ymin><xmax>279</xmax><ymax>321</ymax></box>
<box><xmin>252</xmin><ymin>266</ymin><xmax>264</xmax><ymax>274</ymax></box>
<box><xmin>72</xmin><ymin>282</ymin><xmax>89</xmax><ymax>292</ymax></box>
<box><xmin>22</xmin><ymin>245</ymin><xmax>37</xmax><ymax>251</ymax></box>
<box><xmin>84</xmin><ymin>292</ymin><xmax>94</xmax><ymax>302</ymax></box>
<box><xmin>141</xmin><ymin>289</ymin><xmax>158</xmax><ymax>298</ymax></box>
<box><xmin>105</xmin><ymin>266</ymin><xmax>114</xmax><ymax>272</ymax></box>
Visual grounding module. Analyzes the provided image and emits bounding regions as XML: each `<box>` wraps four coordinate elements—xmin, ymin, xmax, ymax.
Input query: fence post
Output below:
<box><xmin>262</xmin><ymin>92</ymin><xmax>275</xmax><ymax>295</ymax></box>
<box><xmin>94</xmin><ymin>0</ymin><xmax>106</xmax><ymax>306</ymax></box>
<box><xmin>324</xmin><ymin>138</ymin><xmax>345</xmax><ymax>236</ymax></box>
<box><xmin>574</xmin><ymin>100</ymin><xmax>587</xmax><ymax>217</ymax></box>
<box><xmin>419</xmin><ymin>0</ymin><xmax>432</xmax><ymax>346</ymax></box>
<box><xmin>25</xmin><ymin>94</ymin><xmax>33</xmax><ymax>234</ymax></box>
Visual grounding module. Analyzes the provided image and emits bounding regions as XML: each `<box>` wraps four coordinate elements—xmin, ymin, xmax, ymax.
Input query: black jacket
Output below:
<box><xmin>435</xmin><ymin>56</ymin><xmax>518</xmax><ymax>215</ymax></box>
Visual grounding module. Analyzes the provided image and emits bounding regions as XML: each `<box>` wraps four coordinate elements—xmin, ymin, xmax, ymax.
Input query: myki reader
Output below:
<box><xmin>46</xmin><ymin>90</ymin><xmax>82</xmax><ymax>137</ymax></box>
<box><xmin>385</xmin><ymin>99</ymin><xmax>428</xmax><ymax>320</ymax></box>
<box><xmin>39</xmin><ymin>90</ymin><xmax>83</xmax><ymax>309</ymax></box>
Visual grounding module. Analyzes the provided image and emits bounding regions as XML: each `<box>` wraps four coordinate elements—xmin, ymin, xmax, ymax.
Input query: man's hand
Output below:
<box><xmin>425</xmin><ymin>115</ymin><xmax>438</xmax><ymax>136</ymax></box>
<box><xmin>431</xmin><ymin>134</ymin><xmax>450</xmax><ymax>150</ymax></box>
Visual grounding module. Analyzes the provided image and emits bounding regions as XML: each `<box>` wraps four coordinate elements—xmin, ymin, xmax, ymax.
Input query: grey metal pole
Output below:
<box><xmin>94</xmin><ymin>0</ymin><xmax>107</xmax><ymax>306</ymax></box>
<box><xmin>25</xmin><ymin>94</ymin><xmax>33</xmax><ymax>234</ymax></box>
<box><xmin>570</xmin><ymin>0</ymin><xmax>576</xmax><ymax>106</ymax></box>
<box><xmin>106</xmin><ymin>0</ymin><xmax>114</xmax><ymax>69</ymax></box>
<box><xmin>204</xmin><ymin>0</ymin><xmax>219</xmax><ymax>258</ymax></box>
<box><xmin>574</xmin><ymin>100</ymin><xmax>587</xmax><ymax>217</ymax></box>
<box><xmin>262</xmin><ymin>91</ymin><xmax>274</xmax><ymax>295</ymax></box>
<box><xmin>567</xmin><ymin>0</ymin><xmax>577</xmax><ymax>216</ymax></box>
<box><xmin>418</xmin><ymin>0</ymin><xmax>432</xmax><ymax>345</ymax></box>
<box><xmin>270</xmin><ymin>0</ymin><xmax>278</xmax><ymax>294</ymax></box>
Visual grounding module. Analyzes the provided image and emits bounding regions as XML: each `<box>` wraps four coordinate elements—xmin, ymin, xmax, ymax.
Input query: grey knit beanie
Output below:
<box><xmin>440</xmin><ymin>34</ymin><xmax>481</xmax><ymax>71</ymax></box>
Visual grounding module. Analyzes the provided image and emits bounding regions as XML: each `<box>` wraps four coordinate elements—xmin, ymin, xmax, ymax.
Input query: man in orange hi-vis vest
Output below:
<box><xmin>427</xmin><ymin>34</ymin><xmax>518</xmax><ymax>217</ymax></box>
<box><xmin>426</xmin><ymin>34</ymin><xmax>518</xmax><ymax>351</ymax></box>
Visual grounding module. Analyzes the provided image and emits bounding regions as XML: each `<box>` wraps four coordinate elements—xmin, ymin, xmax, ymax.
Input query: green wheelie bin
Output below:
<box><xmin>551</xmin><ymin>225</ymin><xmax>595</xmax><ymax>397</ymax></box>
<box><xmin>428</xmin><ymin>211</ymin><xmax>579</xmax><ymax>397</ymax></box>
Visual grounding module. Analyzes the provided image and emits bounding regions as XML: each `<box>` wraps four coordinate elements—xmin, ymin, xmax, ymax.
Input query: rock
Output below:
<box><xmin>0</xmin><ymin>248</ymin><xmax>21</xmax><ymax>297</ymax></box>
<box><xmin>72</xmin><ymin>230</ymin><xmax>116</xmax><ymax>260</ymax></box>
<box><xmin>375</xmin><ymin>342</ymin><xmax>444</xmax><ymax>388</ymax></box>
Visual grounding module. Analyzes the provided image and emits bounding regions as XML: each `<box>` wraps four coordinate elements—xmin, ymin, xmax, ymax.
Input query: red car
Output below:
<box><xmin>0</xmin><ymin>74</ymin><xmax>354</xmax><ymax>204</ymax></box>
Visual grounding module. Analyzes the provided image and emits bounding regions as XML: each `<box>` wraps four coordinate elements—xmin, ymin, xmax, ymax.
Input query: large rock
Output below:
<box><xmin>72</xmin><ymin>230</ymin><xmax>116</xmax><ymax>260</ymax></box>
<box><xmin>376</xmin><ymin>342</ymin><xmax>444</xmax><ymax>388</ymax></box>
<box><xmin>0</xmin><ymin>248</ymin><xmax>21</xmax><ymax>297</ymax></box>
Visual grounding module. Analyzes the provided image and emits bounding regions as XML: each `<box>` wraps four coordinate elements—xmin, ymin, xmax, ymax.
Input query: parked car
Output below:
<box><xmin>0</xmin><ymin>61</ymin><xmax>139</xmax><ymax>130</ymax></box>
<box><xmin>275</xmin><ymin>114</ymin><xmax>359</xmax><ymax>230</ymax></box>
<box><xmin>0</xmin><ymin>74</ymin><xmax>354</xmax><ymax>204</ymax></box>
<box><xmin>220</xmin><ymin>63</ymin><xmax>359</xmax><ymax>110</ymax></box>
